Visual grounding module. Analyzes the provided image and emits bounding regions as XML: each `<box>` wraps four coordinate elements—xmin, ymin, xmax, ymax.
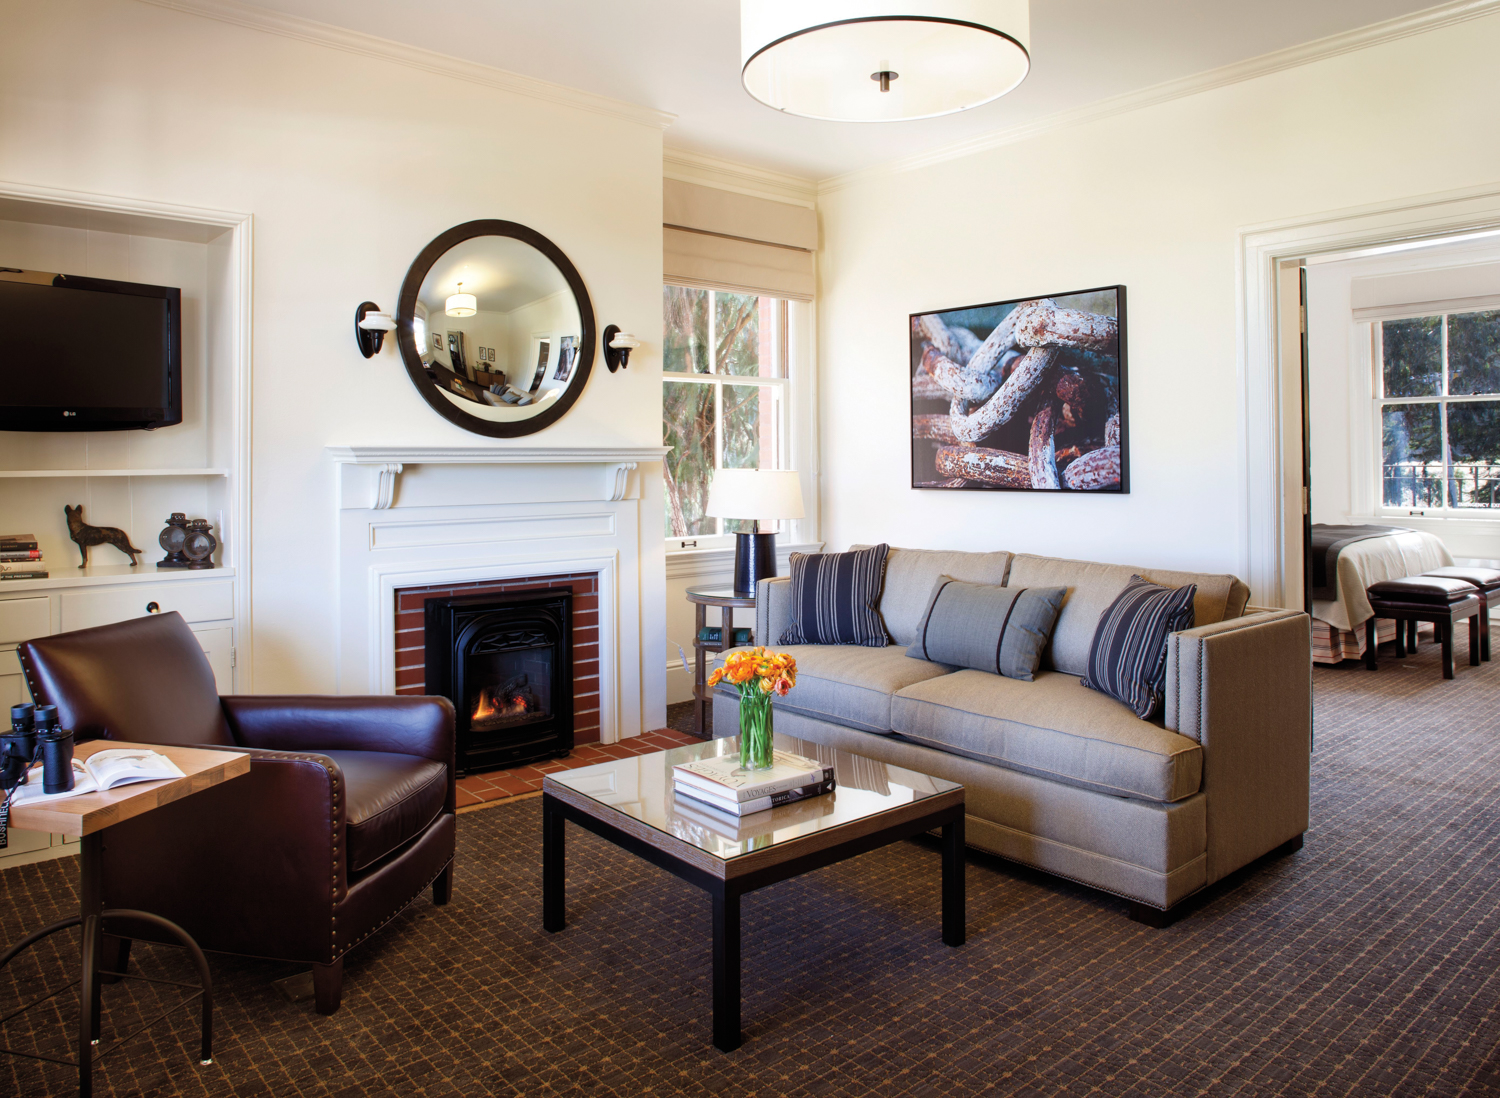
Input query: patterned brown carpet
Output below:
<box><xmin>4</xmin><ymin>638</ymin><xmax>1500</xmax><ymax>1096</ymax></box>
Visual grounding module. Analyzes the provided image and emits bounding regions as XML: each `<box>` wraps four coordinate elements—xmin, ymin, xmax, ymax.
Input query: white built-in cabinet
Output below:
<box><xmin>0</xmin><ymin>186</ymin><xmax>250</xmax><ymax>868</ymax></box>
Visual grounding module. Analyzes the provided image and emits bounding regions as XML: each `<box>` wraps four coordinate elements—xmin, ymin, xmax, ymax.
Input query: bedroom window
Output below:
<box><xmin>663</xmin><ymin>286</ymin><xmax>793</xmax><ymax>547</ymax></box>
<box><xmin>1378</xmin><ymin>309</ymin><xmax>1500</xmax><ymax>512</ymax></box>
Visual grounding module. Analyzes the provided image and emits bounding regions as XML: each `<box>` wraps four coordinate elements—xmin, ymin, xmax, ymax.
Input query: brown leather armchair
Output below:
<box><xmin>18</xmin><ymin>611</ymin><xmax>455</xmax><ymax>1015</ymax></box>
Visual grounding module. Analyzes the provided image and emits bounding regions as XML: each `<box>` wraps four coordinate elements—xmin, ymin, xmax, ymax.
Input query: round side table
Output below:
<box><xmin>685</xmin><ymin>585</ymin><xmax>757</xmax><ymax>738</ymax></box>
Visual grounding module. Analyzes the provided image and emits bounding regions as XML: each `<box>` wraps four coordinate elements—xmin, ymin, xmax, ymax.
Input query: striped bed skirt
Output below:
<box><xmin>1312</xmin><ymin>617</ymin><xmax>1431</xmax><ymax>664</ymax></box>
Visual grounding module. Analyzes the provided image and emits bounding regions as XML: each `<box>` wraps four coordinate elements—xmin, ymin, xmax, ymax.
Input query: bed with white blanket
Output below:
<box><xmin>1311</xmin><ymin>528</ymin><xmax>1453</xmax><ymax>663</ymax></box>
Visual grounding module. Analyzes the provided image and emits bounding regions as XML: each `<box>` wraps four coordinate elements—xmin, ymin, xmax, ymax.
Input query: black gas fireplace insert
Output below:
<box><xmin>424</xmin><ymin>589</ymin><xmax>573</xmax><ymax>772</ymax></box>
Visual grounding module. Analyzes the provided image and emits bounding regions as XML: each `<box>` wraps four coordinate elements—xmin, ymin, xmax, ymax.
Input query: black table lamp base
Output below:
<box><xmin>733</xmin><ymin>532</ymin><xmax>778</xmax><ymax>597</ymax></box>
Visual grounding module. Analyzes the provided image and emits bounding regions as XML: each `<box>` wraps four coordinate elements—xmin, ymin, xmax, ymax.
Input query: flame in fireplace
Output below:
<box><xmin>472</xmin><ymin>675</ymin><xmax>539</xmax><ymax>726</ymax></box>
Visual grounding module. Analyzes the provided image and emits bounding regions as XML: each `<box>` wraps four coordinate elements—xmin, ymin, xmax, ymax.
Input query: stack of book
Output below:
<box><xmin>0</xmin><ymin>534</ymin><xmax>46</xmax><ymax>581</ymax></box>
<box><xmin>698</xmin><ymin>626</ymin><xmax>753</xmax><ymax>647</ymax></box>
<box><xmin>672</xmin><ymin>749</ymin><xmax>835</xmax><ymax>817</ymax></box>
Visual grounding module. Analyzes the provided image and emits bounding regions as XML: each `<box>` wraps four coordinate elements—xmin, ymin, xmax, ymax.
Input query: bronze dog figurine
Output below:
<box><xmin>64</xmin><ymin>505</ymin><xmax>143</xmax><ymax>567</ymax></box>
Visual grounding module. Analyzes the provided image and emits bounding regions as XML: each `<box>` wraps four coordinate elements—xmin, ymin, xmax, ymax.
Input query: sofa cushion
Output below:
<box><xmin>890</xmin><ymin>670</ymin><xmax>1203</xmax><ymax>803</ymax></box>
<box><xmin>854</xmin><ymin>545</ymin><xmax>1013</xmax><ymax>646</ymax></box>
<box><xmin>1082</xmin><ymin>576</ymin><xmax>1198</xmax><ymax>718</ymax></box>
<box><xmin>1007</xmin><ymin>554</ymin><xmax>1246</xmax><ymax>675</ymax></box>
<box><xmin>327</xmin><ymin>750</ymin><xmax>449</xmax><ymax>872</ymax></box>
<box><xmin>780</xmin><ymin>544</ymin><xmax>890</xmax><ymax>647</ymax></box>
<box><xmin>716</xmin><ymin>644</ymin><xmax>953</xmax><ymax>735</ymax></box>
<box><xmin>906</xmin><ymin>578</ymin><xmax>1066</xmax><ymax>682</ymax></box>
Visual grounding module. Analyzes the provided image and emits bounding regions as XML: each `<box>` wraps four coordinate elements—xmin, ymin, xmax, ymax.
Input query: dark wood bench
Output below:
<box><xmin>1420</xmin><ymin>566</ymin><xmax>1500</xmax><ymax>662</ymax></box>
<box><xmin>1365</xmin><ymin>576</ymin><xmax>1482</xmax><ymax>679</ymax></box>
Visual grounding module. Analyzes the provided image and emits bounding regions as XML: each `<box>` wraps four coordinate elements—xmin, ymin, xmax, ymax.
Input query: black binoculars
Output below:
<box><xmin>1</xmin><ymin>703</ymin><xmax>74</xmax><ymax>796</ymax></box>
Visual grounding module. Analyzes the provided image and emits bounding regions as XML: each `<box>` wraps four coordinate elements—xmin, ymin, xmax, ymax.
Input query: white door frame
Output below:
<box><xmin>1239</xmin><ymin>182</ymin><xmax>1500</xmax><ymax>607</ymax></box>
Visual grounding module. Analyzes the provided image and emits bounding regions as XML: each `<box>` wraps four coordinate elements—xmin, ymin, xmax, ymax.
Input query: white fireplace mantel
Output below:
<box><xmin>327</xmin><ymin>445</ymin><xmax>668</xmax><ymax>509</ymax></box>
<box><xmin>331</xmin><ymin>443</ymin><xmax>666</xmax><ymax>742</ymax></box>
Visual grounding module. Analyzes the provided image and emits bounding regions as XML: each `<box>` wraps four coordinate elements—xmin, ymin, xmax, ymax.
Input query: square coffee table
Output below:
<box><xmin>541</xmin><ymin>733</ymin><xmax>965</xmax><ymax>1051</ymax></box>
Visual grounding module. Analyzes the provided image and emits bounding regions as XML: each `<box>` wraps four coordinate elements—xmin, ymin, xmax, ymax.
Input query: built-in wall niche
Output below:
<box><xmin>0</xmin><ymin>195</ymin><xmax>243</xmax><ymax>580</ymax></box>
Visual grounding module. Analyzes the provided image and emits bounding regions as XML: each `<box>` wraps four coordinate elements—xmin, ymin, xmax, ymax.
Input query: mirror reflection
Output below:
<box><xmin>412</xmin><ymin>235</ymin><xmax>584</xmax><ymax>422</ymax></box>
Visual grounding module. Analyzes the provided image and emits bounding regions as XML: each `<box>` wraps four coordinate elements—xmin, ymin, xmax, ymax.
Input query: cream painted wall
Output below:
<box><xmin>815</xmin><ymin>14</ymin><xmax>1500</xmax><ymax>598</ymax></box>
<box><xmin>0</xmin><ymin>0</ymin><xmax>667</xmax><ymax>715</ymax></box>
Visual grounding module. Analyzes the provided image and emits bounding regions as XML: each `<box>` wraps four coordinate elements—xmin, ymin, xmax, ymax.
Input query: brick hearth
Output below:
<box><xmin>394</xmin><ymin>572</ymin><xmax>601</xmax><ymax>744</ymax></box>
<box><xmin>454</xmin><ymin>728</ymin><xmax>704</xmax><ymax>809</ymax></box>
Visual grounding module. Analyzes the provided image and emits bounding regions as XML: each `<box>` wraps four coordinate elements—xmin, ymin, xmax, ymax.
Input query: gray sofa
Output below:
<box><xmin>712</xmin><ymin>547</ymin><xmax>1311</xmax><ymax>923</ymax></box>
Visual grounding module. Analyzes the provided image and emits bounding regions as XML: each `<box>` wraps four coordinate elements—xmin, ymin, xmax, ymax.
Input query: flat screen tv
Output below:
<box><xmin>0</xmin><ymin>268</ymin><xmax>182</xmax><ymax>431</ymax></box>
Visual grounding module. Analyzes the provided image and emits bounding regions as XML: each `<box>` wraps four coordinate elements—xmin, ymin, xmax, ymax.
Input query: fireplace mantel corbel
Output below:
<box><xmin>327</xmin><ymin>445</ymin><xmax>668</xmax><ymax>509</ymax></box>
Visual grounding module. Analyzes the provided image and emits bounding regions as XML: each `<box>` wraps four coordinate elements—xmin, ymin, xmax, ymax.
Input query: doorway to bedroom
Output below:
<box><xmin>1296</xmin><ymin>230</ymin><xmax>1500</xmax><ymax>669</ymax></box>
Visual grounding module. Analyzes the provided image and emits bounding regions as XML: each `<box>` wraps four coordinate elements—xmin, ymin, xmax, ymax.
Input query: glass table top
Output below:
<box><xmin>545</xmin><ymin>733</ymin><xmax>962</xmax><ymax>862</ymax></box>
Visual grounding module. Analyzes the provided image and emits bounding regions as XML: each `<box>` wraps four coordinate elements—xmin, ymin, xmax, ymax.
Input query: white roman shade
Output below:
<box><xmin>1352</xmin><ymin>260</ymin><xmax>1500</xmax><ymax>320</ymax></box>
<box><xmin>663</xmin><ymin>179</ymin><xmax>817</xmax><ymax>301</ymax></box>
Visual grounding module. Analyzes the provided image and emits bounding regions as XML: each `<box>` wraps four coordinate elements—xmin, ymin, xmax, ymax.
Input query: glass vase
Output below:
<box><xmin>738</xmin><ymin>691</ymin><xmax>775</xmax><ymax>771</ymax></box>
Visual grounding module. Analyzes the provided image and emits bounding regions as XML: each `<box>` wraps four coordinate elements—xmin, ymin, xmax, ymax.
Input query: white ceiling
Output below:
<box><xmin>242</xmin><ymin>0</ymin><xmax>1448</xmax><ymax>181</ymax></box>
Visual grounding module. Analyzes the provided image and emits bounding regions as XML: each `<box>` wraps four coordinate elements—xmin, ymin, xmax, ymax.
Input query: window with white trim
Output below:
<box><xmin>663</xmin><ymin>286</ymin><xmax>794</xmax><ymax>548</ymax></box>
<box><xmin>1377</xmin><ymin>308</ymin><xmax>1500</xmax><ymax>512</ymax></box>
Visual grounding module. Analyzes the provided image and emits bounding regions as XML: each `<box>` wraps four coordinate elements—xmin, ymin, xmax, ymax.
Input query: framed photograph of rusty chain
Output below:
<box><xmin>910</xmin><ymin>286</ymin><xmax>1128</xmax><ymax>493</ymax></box>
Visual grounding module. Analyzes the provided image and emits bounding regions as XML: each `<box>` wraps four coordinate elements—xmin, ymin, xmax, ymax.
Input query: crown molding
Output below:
<box><xmin>818</xmin><ymin>0</ymin><xmax>1500</xmax><ymax>194</ymax></box>
<box><xmin>664</xmin><ymin>148</ymin><xmax>818</xmax><ymax>209</ymax></box>
<box><xmin>134</xmin><ymin>0</ymin><xmax>676</xmax><ymax>132</ymax></box>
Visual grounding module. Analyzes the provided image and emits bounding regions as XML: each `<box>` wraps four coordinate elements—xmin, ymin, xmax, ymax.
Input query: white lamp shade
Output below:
<box><xmin>445</xmin><ymin>292</ymin><xmax>477</xmax><ymax>318</ymax></box>
<box><xmin>705</xmin><ymin>468</ymin><xmax>805</xmax><ymax>522</ymax></box>
<box><xmin>741</xmin><ymin>0</ymin><xmax>1030</xmax><ymax>122</ymax></box>
<box><xmin>357</xmin><ymin>311</ymin><xmax>397</xmax><ymax>331</ymax></box>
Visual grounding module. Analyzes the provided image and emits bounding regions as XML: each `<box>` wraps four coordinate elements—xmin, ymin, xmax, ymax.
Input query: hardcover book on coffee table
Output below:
<box><xmin>673</xmin><ymin>749</ymin><xmax>834</xmax><ymax>801</ymax></box>
<box><xmin>673</xmin><ymin>777</ymin><xmax>836</xmax><ymax>817</ymax></box>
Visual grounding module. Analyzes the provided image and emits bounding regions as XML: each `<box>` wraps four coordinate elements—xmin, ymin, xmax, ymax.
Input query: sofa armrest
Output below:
<box><xmin>1165</xmin><ymin>609</ymin><xmax>1311</xmax><ymax>885</ymax></box>
<box><xmin>756</xmin><ymin>575</ymin><xmax>793</xmax><ymax>647</ymax></box>
<box><xmin>221</xmin><ymin>695</ymin><xmax>455</xmax><ymax>767</ymax></box>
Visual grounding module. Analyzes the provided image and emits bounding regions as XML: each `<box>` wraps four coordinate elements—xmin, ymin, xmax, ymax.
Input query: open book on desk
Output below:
<box><xmin>9</xmin><ymin>749</ymin><xmax>186</xmax><ymax>805</ymax></box>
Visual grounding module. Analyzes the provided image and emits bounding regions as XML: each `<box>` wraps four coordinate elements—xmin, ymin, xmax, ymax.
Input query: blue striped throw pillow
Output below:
<box><xmin>779</xmin><ymin>544</ymin><xmax>890</xmax><ymax>647</ymax></box>
<box><xmin>1082</xmin><ymin>575</ymin><xmax>1197</xmax><ymax>718</ymax></box>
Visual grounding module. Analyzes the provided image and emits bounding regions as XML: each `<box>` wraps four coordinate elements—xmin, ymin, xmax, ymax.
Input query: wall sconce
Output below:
<box><xmin>355</xmin><ymin>301</ymin><xmax>396</xmax><ymax>358</ymax></box>
<box><xmin>602</xmin><ymin>325</ymin><xmax>641</xmax><ymax>372</ymax></box>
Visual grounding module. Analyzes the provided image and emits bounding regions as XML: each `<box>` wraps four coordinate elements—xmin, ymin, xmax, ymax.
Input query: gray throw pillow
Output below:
<box><xmin>905</xmin><ymin>577</ymin><xmax>1066</xmax><ymax>681</ymax></box>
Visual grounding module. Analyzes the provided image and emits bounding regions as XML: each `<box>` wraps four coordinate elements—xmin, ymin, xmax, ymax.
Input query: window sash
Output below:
<box><xmin>1375</xmin><ymin>310</ymin><xmax>1500</xmax><ymax>515</ymax></box>
<box><xmin>664</xmin><ymin>290</ymin><xmax>795</xmax><ymax>549</ymax></box>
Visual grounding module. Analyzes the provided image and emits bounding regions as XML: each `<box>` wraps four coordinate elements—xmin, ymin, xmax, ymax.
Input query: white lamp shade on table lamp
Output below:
<box><xmin>740</xmin><ymin>0</ymin><xmax>1030</xmax><ymax>123</ymax></box>
<box><xmin>706</xmin><ymin>469</ymin><xmax>805</xmax><ymax>596</ymax></box>
<box><xmin>705</xmin><ymin>468</ymin><xmax>805</xmax><ymax>524</ymax></box>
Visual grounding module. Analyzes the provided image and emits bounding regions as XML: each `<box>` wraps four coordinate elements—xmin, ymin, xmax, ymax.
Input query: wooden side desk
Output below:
<box><xmin>1</xmin><ymin>741</ymin><xmax>249</xmax><ymax>1097</ymax></box>
<box><xmin>685</xmin><ymin>585</ymin><xmax>757</xmax><ymax>738</ymax></box>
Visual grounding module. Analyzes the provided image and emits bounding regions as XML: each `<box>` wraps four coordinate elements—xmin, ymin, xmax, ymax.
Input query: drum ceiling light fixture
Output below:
<box><xmin>741</xmin><ymin>0</ymin><xmax>1030</xmax><ymax>122</ymax></box>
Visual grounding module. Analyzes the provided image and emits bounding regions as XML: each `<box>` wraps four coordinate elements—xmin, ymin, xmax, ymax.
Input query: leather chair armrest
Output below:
<box><xmin>221</xmin><ymin>695</ymin><xmax>455</xmax><ymax>766</ymax></box>
<box><xmin>102</xmin><ymin>747</ymin><xmax>352</xmax><ymax>960</ymax></box>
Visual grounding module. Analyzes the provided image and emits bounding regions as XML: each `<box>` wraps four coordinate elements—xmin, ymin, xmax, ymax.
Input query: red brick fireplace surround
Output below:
<box><xmin>394</xmin><ymin>572</ymin><xmax>601</xmax><ymax>745</ymax></box>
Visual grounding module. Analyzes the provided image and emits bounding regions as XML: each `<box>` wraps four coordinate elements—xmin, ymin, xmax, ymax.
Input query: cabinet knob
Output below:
<box><xmin>146</xmin><ymin>601</ymin><xmax>160</xmax><ymax>614</ymax></box>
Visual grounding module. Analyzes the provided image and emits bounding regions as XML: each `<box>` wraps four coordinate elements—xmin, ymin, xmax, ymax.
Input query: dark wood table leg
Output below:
<box><xmin>78</xmin><ymin>831</ymin><xmax>104</xmax><ymax>1098</ymax></box>
<box><xmin>1483</xmin><ymin>602</ymin><xmax>1492</xmax><ymax>662</ymax></box>
<box><xmin>1394</xmin><ymin>617</ymin><xmax>1407</xmax><ymax>657</ymax></box>
<box><xmin>1469</xmin><ymin>612</ymin><xmax>1481</xmax><ymax>667</ymax></box>
<box><xmin>1365</xmin><ymin>618</ymin><xmax>1378</xmax><ymax>670</ymax></box>
<box><xmin>542</xmin><ymin>796</ymin><xmax>566</xmax><ymax>933</ymax></box>
<box><xmin>711</xmin><ymin>884</ymin><xmax>741</xmax><ymax>1052</ymax></box>
<box><xmin>692</xmin><ymin>603</ymin><xmax>708</xmax><ymax>736</ymax></box>
<box><xmin>941</xmin><ymin>815</ymin><xmax>966</xmax><ymax>947</ymax></box>
<box><xmin>1408</xmin><ymin>619</ymin><xmax>1418</xmax><ymax>651</ymax></box>
<box><xmin>1442</xmin><ymin>619</ymin><xmax>1455</xmax><ymax>679</ymax></box>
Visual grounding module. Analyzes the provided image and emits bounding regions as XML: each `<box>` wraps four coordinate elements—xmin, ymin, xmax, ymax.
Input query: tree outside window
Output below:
<box><xmin>1379</xmin><ymin>309</ymin><xmax>1500</xmax><ymax>510</ymax></box>
<box><xmin>662</xmin><ymin>286</ymin><xmax>788</xmax><ymax>543</ymax></box>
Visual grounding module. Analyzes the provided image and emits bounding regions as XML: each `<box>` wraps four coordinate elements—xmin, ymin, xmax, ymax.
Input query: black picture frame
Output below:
<box><xmin>909</xmin><ymin>285</ymin><xmax>1128</xmax><ymax>493</ymax></box>
<box><xmin>396</xmin><ymin>220</ymin><xmax>596</xmax><ymax>438</ymax></box>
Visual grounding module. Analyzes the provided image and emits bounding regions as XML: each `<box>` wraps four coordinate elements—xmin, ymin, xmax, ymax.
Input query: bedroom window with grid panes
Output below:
<box><xmin>663</xmin><ymin>286</ymin><xmax>790</xmax><ymax>548</ymax></box>
<box><xmin>1378</xmin><ymin>309</ymin><xmax>1500</xmax><ymax>512</ymax></box>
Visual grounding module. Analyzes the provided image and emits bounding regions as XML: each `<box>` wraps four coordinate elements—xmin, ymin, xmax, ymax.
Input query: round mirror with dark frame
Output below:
<box><xmin>396</xmin><ymin>220</ymin><xmax>595</xmax><ymax>437</ymax></box>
